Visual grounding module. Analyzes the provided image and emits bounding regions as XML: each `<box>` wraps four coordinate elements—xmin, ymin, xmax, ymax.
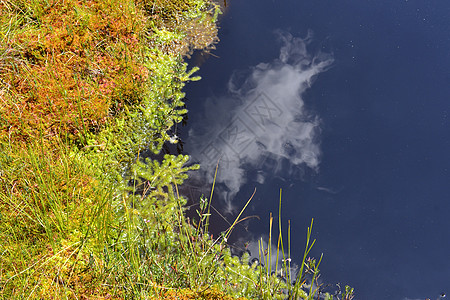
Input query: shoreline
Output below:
<box><xmin>0</xmin><ymin>1</ymin><xmax>348</xmax><ymax>298</ymax></box>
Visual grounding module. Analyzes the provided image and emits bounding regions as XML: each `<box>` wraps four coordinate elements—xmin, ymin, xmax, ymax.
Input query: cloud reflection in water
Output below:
<box><xmin>186</xmin><ymin>31</ymin><xmax>334</xmax><ymax>213</ymax></box>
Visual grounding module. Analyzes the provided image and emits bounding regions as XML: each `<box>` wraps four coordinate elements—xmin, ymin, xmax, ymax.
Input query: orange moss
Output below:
<box><xmin>0</xmin><ymin>0</ymin><xmax>218</xmax><ymax>143</ymax></box>
<box><xmin>161</xmin><ymin>287</ymin><xmax>250</xmax><ymax>300</ymax></box>
<box><xmin>0</xmin><ymin>0</ymin><xmax>150</xmax><ymax>142</ymax></box>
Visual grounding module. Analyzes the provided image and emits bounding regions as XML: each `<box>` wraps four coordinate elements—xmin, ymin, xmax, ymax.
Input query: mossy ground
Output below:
<box><xmin>0</xmin><ymin>0</ymin><xmax>217</xmax><ymax>143</ymax></box>
<box><xmin>0</xmin><ymin>0</ymin><xmax>227</xmax><ymax>298</ymax></box>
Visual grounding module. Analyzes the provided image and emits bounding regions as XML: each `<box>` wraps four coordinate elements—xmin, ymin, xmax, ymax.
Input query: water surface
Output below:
<box><xmin>180</xmin><ymin>1</ymin><xmax>450</xmax><ymax>299</ymax></box>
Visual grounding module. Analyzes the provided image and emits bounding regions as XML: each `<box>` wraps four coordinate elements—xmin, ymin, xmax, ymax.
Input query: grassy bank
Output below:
<box><xmin>0</xmin><ymin>0</ymin><xmax>353</xmax><ymax>299</ymax></box>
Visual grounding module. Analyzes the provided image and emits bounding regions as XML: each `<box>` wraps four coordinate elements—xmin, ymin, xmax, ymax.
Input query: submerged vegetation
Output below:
<box><xmin>0</xmin><ymin>0</ymin><xmax>353</xmax><ymax>299</ymax></box>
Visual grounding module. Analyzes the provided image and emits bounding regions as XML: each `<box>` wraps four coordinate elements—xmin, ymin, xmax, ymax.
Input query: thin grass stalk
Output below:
<box><xmin>268</xmin><ymin>213</ymin><xmax>272</xmax><ymax>284</ymax></box>
<box><xmin>121</xmin><ymin>193</ymin><xmax>139</xmax><ymax>291</ymax></box>
<box><xmin>223</xmin><ymin>188</ymin><xmax>255</xmax><ymax>242</ymax></box>
<box><xmin>173</xmin><ymin>178</ymin><xmax>201</xmax><ymax>288</ymax></box>
<box><xmin>276</xmin><ymin>231</ymin><xmax>281</xmax><ymax>278</ymax></box>
<box><xmin>204</xmin><ymin>159</ymin><xmax>219</xmax><ymax>235</ymax></box>
<box><xmin>128</xmin><ymin>172</ymin><xmax>142</xmax><ymax>287</ymax></box>
<box><xmin>288</xmin><ymin>220</ymin><xmax>292</xmax><ymax>289</ymax></box>
<box><xmin>258</xmin><ymin>238</ymin><xmax>265</xmax><ymax>297</ymax></box>
<box><xmin>277</xmin><ymin>189</ymin><xmax>288</xmax><ymax>281</ymax></box>
<box><xmin>26</xmin><ymin>146</ymin><xmax>63</xmax><ymax>248</ymax></box>
<box><xmin>293</xmin><ymin>218</ymin><xmax>316</xmax><ymax>299</ymax></box>
<box><xmin>308</xmin><ymin>253</ymin><xmax>323</xmax><ymax>299</ymax></box>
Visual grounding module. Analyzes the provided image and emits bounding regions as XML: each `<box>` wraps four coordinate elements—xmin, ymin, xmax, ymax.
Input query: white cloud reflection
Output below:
<box><xmin>186</xmin><ymin>31</ymin><xmax>333</xmax><ymax>212</ymax></box>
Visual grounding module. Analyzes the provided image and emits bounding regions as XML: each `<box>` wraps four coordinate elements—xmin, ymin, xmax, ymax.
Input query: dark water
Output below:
<box><xmin>179</xmin><ymin>1</ymin><xmax>450</xmax><ymax>299</ymax></box>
